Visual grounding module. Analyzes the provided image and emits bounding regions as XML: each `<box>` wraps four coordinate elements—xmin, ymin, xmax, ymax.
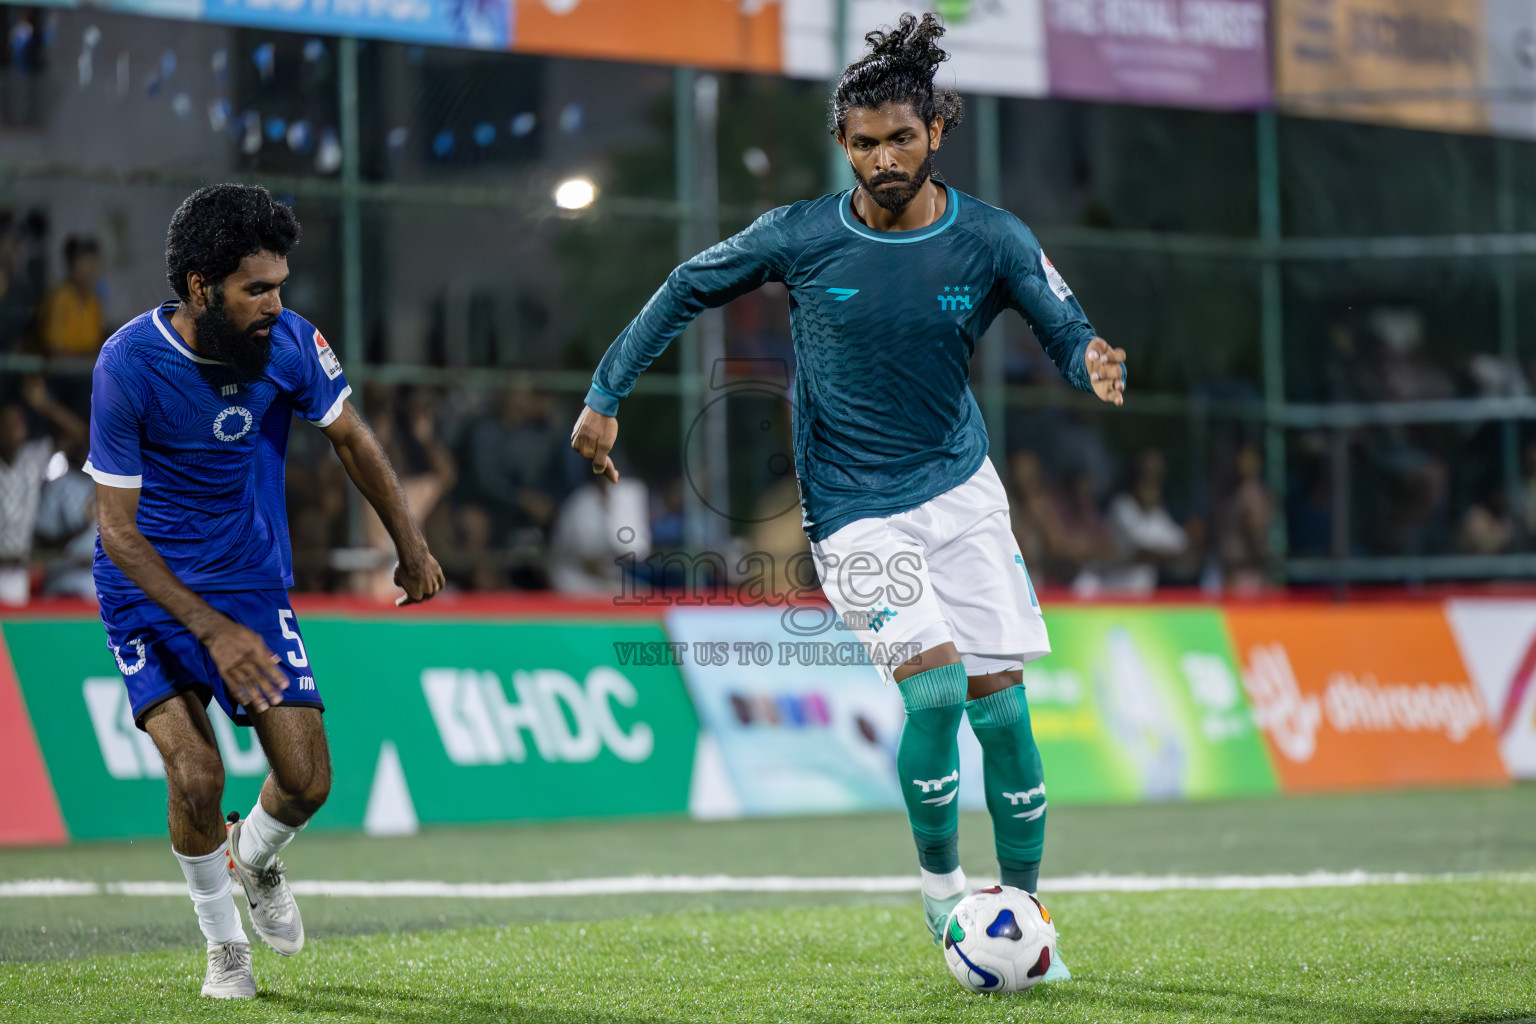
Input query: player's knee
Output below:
<box><xmin>278</xmin><ymin>761</ymin><xmax>331</xmax><ymax>815</ymax></box>
<box><xmin>165</xmin><ymin>750</ymin><xmax>225</xmax><ymax>820</ymax></box>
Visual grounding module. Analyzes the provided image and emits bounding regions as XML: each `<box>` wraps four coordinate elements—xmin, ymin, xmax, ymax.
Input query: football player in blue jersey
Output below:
<box><xmin>571</xmin><ymin>13</ymin><xmax>1126</xmax><ymax>979</ymax></box>
<box><xmin>87</xmin><ymin>184</ymin><xmax>444</xmax><ymax>998</ymax></box>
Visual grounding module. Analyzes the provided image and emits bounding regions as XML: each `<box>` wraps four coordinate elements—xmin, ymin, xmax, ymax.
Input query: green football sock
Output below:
<box><xmin>967</xmin><ymin>685</ymin><xmax>1045</xmax><ymax>893</ymax></box>
<box><xmin>895</xmin><ymin>662</ymin><xmax>968</xmax><ymax>875</ymax></box>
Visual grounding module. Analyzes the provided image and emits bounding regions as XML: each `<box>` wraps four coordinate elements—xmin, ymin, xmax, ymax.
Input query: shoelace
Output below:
<box><xmin>212</xmin><ymin>943</ymin><xmax>250</xmax><ymax>978</ymax></box>
<box><xmin>255</xmin><ymin>860</ymin><xmax>296</xmax><ymax>920</ymax></box>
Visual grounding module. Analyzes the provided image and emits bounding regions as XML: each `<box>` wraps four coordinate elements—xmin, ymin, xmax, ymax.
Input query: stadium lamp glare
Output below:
<box><xmin>555</xmin><ymin>177</ymin><xmax>597</xmax><ymax>210</ymax></box>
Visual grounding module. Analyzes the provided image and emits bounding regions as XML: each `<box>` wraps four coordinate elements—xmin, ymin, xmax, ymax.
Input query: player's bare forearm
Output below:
<box><xmin>96</xmin><ymin>484</ymin><xmax>288</xmax><ymax>709</ymax></box>
<box><xmin>98</xmin><ymin>495</ymin><xmax>223</xmax><ymax>639</ymax></box>
<box><xmin>323</xmin><ymin>402</ymin><xmax>425</xmax><ymax>557</ymax></box>
<box><xmin>321</xmin><ymin>401</ymin><xmax>444</xmax><ymax>603</ymax></box>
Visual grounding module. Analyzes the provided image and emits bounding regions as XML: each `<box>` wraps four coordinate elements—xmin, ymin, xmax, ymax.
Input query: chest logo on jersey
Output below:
<box><xmin>220</xmin><ymin>384</ymin><xmax>239</xmax><ymax>397</ymax></box>
<box><xmin>213</xmin><ymin>405</ymin><xmax>255</xmax><ymax>442</ymax></box>
<box><xmin>936</xmin><ymin>285</ymin><xmax>973</xmax><ymax>312</ymax></box>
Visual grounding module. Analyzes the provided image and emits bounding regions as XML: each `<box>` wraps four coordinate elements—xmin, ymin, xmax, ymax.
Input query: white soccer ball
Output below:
<box><xmin>941</xmin><ymin>885</ymin><xmax>1057</xmax><ymax>994</ymax></box>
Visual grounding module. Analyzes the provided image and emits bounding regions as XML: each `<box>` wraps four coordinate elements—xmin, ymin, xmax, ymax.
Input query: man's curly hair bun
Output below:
<box><xmin>829</xmin><ymin>12</ymin><xmax>964</xmax><ymax>140</ymax></box>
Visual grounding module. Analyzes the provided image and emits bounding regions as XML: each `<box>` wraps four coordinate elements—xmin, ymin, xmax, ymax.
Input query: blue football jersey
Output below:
<box><xmin>86</xmin><ymin>302</ymin><xmax>351</xmax><ymax>592</ymax></box>
<box><xmin>585</xmin><ymin>185</ymin><xmax>1099</xmax><ymax>541</ymax></box>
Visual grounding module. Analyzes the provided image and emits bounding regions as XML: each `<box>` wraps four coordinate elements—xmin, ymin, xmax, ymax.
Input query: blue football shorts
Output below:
<box><xmin>97</xmin><ymin>587</ymin><xmax>325</xmax><ymax>730</ymax></box>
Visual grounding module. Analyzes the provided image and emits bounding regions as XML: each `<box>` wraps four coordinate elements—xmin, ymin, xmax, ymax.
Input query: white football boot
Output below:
<box><xmin>227</xmin><ymin>818</ymin><xmax>306</xmax><ymax>956</ymax></box>
<box><xmin>1031</xmin><ymin>892</ymin><xmax>1072</xmax><ymax>983</ymax></box>
<box><xmin>201</xmin><ymin>939</ymin><xmax>256</xmax><ymax>999</ymax></box>
<box><xmin>922</xmin><ymin>868</ymin><xmax>968</xmax><ymax>948</ymax></box>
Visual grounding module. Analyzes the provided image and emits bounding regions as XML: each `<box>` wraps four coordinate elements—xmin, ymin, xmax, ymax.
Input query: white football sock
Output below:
<box><xmin>238</xmin><ymin>802</ymin><xmax>304</xmax><ymax>871</ymax></box>
<box><xmin>174</xmin><ymin>844</ymin><xmax>247</xmax><ymax>948</ymax></box>
<box><xmin>921</xmin><ymin>866</ymin><xmax>967</xmax><ymax>900</ymax></box>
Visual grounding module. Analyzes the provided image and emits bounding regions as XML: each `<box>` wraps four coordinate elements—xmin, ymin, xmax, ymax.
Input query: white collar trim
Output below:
<box><xmin>153</xmin><ymin>306</ymin><xmax>223</xmax><ymax>365</ymax></box>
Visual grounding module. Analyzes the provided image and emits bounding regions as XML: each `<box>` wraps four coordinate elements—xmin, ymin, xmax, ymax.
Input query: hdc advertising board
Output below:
<box><xmin>2</xmin><ymin>616</ymin><xmax>699</xmax><ymax>841</ymax></box>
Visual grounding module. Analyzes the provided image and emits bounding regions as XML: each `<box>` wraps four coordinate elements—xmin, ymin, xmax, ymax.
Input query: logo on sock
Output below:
<box><xmin>913</xmin><ymin>768</ymin><xmax>960</xmax><ymax>805</ymax></box>
<box><xmin>1003</xmin><ymin>783</ymin><xmax>1047</xmax><ymax>820</ymax></box>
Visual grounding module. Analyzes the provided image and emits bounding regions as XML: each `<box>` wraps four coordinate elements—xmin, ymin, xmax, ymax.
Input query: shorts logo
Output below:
<box><xmin>213</xmin><ymin>406</ymin><xmax>254</xmax><ymax>442</ymax></box>
<box><xmin>110</xmin><ymin>637</ymin><xmax>147</xmax><ymax>676</ymax></box>
<box><xmin>867</xmin><ymin>604</ymin><xmax>898</xmax><ymax>634</ymax></box>
<box><xmin>1015</xmin><ymin>554</ymin><xmax>1039</xmax><ymax>608</ymax></box>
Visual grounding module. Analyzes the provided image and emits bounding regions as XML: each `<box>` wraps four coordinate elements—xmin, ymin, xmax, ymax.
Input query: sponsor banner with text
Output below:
<box><xmin>1274</xmin><ymin>0</ymin><xmax>1487</xmax><ymax>134</ymax></box>
<box><xmin>1044</xmin><ymin>0</ymin><xmax>1272</xmax><ymax>110</ymax></box>
<box><xmin>2</xmin><ymin>616</ymin><xmax>697</xmax><ymax>841</ymax></box>
<box><xmin>1226</xmin><ymin>605</ymin><xmax>1507</xmax><ymax>791</ymax></box>
<box><xmin>667</xmin><ymin>605</ymin><xmax>1277</xmax><ymax>818</ymax></box>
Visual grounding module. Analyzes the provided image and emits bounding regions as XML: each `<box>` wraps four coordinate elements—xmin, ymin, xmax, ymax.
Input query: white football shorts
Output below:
<box><xmin>811</xmin><ymin>458</ymin><xmax>1051</xmax><ymax>683</ymax></box>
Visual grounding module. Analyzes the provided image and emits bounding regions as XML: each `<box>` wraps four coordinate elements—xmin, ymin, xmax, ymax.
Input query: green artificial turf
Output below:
<box><xmin>2</xmin><ymin>788</ymin><xmax>1534</xmax><ymax>1021</ymax></box>
<box><xmin>3</xmin><ymin>882</ymin><xmax>1534</xmax><ymax>1024</ymax></box>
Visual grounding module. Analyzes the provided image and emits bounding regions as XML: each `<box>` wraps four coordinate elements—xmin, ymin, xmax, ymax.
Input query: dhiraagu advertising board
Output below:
<box><xmin>2</xmin><ymin>615</ymin><xmax>698</xmax><ymax>840</ymax></box>
<box><xmin>1026</xmin><ymin>608</ymin><xmax>1277</xmax><ymax>803</ymax></box>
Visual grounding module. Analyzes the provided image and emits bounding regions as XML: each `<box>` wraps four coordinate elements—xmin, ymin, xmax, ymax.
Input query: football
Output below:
<box><xmin>941</xmin><ymin>886</ymin><xmax>1057</xmax><ymax>994</ymax></box>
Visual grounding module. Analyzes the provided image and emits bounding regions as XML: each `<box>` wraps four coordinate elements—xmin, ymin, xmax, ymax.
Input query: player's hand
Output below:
<box><xmin>1085</xmin><ymin>338</ymin><xmax>1126</xmax><ymax>407</ymax></box>
<box><xmin>570</xmin><ymin>405</ymin><xmax>620</xmax><ymax>483</ymax></box>
<box><xmin>394</xmin><ymin>550</ymin><xmax>445</xmax><ymax>607</ymax></box>
<box><xmin>203</xmin><ymin>617</ymin><xmax>288</xmax><ymax>713</ymax></box>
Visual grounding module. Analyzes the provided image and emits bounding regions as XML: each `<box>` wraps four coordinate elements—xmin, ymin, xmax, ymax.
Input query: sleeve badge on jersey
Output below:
<box><xmin>1040</xmin><ymin>252</ymin><xmax>1073</xmax><ymax>302</ymax></box>
<box><xmin>313</xmin><ymin>329</ymin><xmax>343</xmax><ymax>380</ymax></box>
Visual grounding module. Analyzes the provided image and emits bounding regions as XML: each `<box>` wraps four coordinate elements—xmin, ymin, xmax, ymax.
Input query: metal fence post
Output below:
<box><xmin>338</xmin><ymin>35</ymin><xmax>365</xmax><ymax>552</ymax></box>
<box><xmin>674</xmin><ymin>67</ymin><xmax>707</xmax><ymax>555</ymax></box>
<box><xmin>1257</xmin><ymin>111</ymin><xmax>1288</xmax><ymax>574</ymax></box>
<box><xmin>976</xmin><ymin>94</ymin><xmax>1006</xmax><ymax>469</ymax></box>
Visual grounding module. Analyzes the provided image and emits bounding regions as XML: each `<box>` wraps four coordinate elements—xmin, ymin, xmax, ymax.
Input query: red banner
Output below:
<box><xmin>0</xmin><ymin>628</ymin><xmax>67</xmax><ymax>846</ymax></box>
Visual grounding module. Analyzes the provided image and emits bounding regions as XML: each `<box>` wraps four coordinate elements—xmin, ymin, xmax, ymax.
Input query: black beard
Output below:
<box><xmin>854</xmin><ymin>148</ymin><xmax>936</xmax><ymax>214</ymax></box>
<box><xmin>197</xmin><ymin>296</ymin><xmax>275</xmax><ymax>380</ymax></box>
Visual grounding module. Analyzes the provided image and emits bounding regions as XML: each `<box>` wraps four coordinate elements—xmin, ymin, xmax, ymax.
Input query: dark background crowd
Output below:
<box><xmin>7</xmin><ymin>197</ymin><xmax>1536</xmax><ymax>607</ymax></box>
<box><xmin>7</xmin><ymin>6</ymin><xmax>1536</xmax><ymax>604</ymax></box>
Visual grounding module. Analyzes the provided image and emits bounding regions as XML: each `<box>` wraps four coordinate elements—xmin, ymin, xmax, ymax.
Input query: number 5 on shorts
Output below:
<box><xmin>278</xmin><ymin>609</ymin><xmax>309</xmax><ymax>668</ymax></box>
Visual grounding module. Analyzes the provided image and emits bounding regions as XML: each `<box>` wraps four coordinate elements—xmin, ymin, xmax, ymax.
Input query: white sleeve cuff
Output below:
<box><xmin>310</xmin><ymin>385</ymin><xmax>353</xmax><ymax>428</ymax></box>
<box><xmin>84</xmin><ymin>459</ymin><xmax>142</xmax><ymax>489</ymax></box>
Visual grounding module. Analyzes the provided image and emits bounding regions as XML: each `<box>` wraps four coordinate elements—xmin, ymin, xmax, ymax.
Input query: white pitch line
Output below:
<box><xmin>1</xmin><ymin>870</ymin><xmax>1533</xmax><ymax>900</ymax></box>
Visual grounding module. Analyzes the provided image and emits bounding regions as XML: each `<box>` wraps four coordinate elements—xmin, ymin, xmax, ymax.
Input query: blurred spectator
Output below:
<box><xmin>0</xmin><ymin>211</ymin><xmax>40</xmax><ymax>351</ymax></box>
<box><xmin>454</xmin><ymin>387</ymin><xmax>571</xmax><ymax>587</ymax></box>
<box><xmin>38</xmin><ymin>236</ymin><xmax>105</xmax><ymax>357</ymax></box>
<box><xmin>0</xmin><ymin>378</ymin><xmax>86</xmax><ymax>604</ymax></box>
<box><xmin>1372</xmin><ymin>308</ymin><xmax>1454</xmax><ymax>404</ymax></box>
<box><xmin>355</xmin><ymin>385</ymin><xmax>456</xmax><ymax>600</ymax></box>
<box><xmin>1213</xmin><ymin>442</ymin><xmax>1272</xmax><ymax>592</ymax></box>
<box><xmin>1102</xmin><ymin>448</ymin><xmax>1189</xmax><ymax>595</ymax></box>
<box><xmin>1521</xmin><ymin>441</ymin><xmax>1536</xmax><ymax>543</ymax></box>
<box><xmin>1009</xmin><ymin>449</ymin><xmax>1113</xmax><ymax>586</ymax></box>
<box><xmin>1052</xmin><ymin>468</ymin><xmax>1120</xmax><ymax>593</ymax></box>
<box><xmin>285</xmin><ymin>420</ymin><xmax>349</xmax><ymax>593</ymax></box>
<box><xmin>746</xmin><ymin>476</ymin><xmax>810</xmax><ymax>571</ymax></box>
<box><xmin>34</xmin><ymin>436</ymin><xmax>97</xmax><ymax>600</ymax></box>
<box><xmin>548</xmin><ymin>477</ymin><xmax>650</xmax><ymax>594</ymax></box>
<box><xmin>1007</xmin><ymin>450</ymin><xmax>1053</xmax><ymax>571</ymax></box>
<box><xmin>1456</xmin><ymin>485</ymin><xmax>1514</xmax><ymax>556</ymax></box>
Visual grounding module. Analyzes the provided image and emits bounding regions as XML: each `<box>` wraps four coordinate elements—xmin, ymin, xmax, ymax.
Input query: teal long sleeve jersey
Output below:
<box><xmin>584</xmin><ymin>184</ymin><xmax>1101</xmax><ymax>543</ymax></box>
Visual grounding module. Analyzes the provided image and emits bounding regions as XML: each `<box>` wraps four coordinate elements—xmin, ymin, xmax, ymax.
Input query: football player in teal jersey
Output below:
<box><xmin>572</xmin><ymin>13</ymin><xmax>1126</xmax><ymax>977</ymax></box>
